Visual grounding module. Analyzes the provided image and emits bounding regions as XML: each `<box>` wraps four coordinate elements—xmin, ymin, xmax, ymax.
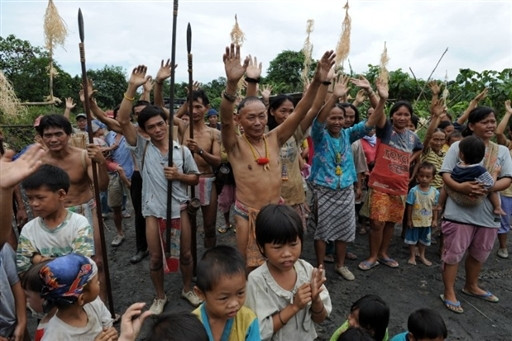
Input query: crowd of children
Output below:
<box><xmin>2</xmin><ymin>40</ymin><xmax>511</xmax><ymax>341</ymax></box>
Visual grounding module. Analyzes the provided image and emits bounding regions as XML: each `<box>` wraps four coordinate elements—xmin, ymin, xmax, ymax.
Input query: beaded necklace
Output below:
<box><xmin>243</xmin><ymin>134</ymin><xmax>270</xmax><ymax>171</ymax></box>
<box><xmin>327</xmin><ymin>131</ymin><xmax>345</xmax><ymax>176</ymax></box>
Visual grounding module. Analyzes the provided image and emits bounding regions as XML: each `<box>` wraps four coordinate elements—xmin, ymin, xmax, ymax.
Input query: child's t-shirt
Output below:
<box><xmin>16</xmin><ymin>211</ymin><xmax>94</xmax><ymax>273</ymax></box>
<box><xmin>0</xmin><ymin>244</ymin><xmax>19</xmax><ymax>337</ymax></box>
<box><xmin>41</xmin><ymin>297</ymin><xmax>112</xmax><ymax>341</ymax></box>
<box><xmin>389</xmin><ymin>331</ymin><xmax>408</xmax><ymax>341</ymax></box>
<box><xmin>245</xmin><ymin>259</ymin><xmax>332</xmax><ymax>341</ymax></box>
<box><xmin>406</xmin><ymin>185</ymin><xmax>440</xmax><ymax>228</ymax></box>
<box><xmin>192</xmin><ymin>304</ymin><xmax>260</xmax><ymax>341</ymax></box>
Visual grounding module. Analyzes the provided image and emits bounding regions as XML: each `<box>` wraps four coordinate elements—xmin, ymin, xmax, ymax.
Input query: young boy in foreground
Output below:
<box><xmin>16</xmin><ymin>164</ymin><xmax>94</xmax><ymax>274</ymax></box>
<box><xmin>193</xmin><ymin>246</ymin><xmax>260</xmax><ymax>341</ymax></box>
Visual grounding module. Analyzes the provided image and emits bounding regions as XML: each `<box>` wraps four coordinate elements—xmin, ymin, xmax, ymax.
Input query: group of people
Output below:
<box><xmin>1</xmin><ymin>42</ymin><xmax>510</xmax><ymax>341</ymax></box>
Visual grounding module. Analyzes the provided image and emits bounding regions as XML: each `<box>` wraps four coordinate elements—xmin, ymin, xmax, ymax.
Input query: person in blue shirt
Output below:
<box><xmin>308</xmin><ymin>75</ymin><xmax>388</xmax><ymax>281</ymax></box>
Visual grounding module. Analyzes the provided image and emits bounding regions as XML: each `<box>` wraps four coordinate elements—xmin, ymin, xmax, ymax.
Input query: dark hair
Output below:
<box><xmin>389</xmin><ymin>100</ymin><xmax>413</xmax><ymax>118</ymax></box>
<box><xmin>192</xmin><ymin>89</ymin><xmax>210</xmax><ymax>107</ymax></box>
<box><xmin>267</xmin><ymin>95</ymin><xmax>294</xmax><ymax>130</ymax></box>
<box><xmin>339</xmin><ymin>102</ymin><xmax>360</xmax><ymax>125</ymax></box>
<box><xmin>137</xmin><ymin>105</ymin><xmax>167</xmax><ymax>131</ymax></box>
<box><xmin>418</xmin><ymin>161</ymin><xmax>436</xmax><ymax>177</ymax></box>
<box><xmin>332</xmin><ymin>104</ymin><xmax>347</xmax><ymax>117</ymax></box>
<box><xmin>410</xmin><ymin>114</ymin><xmax>419</xmax><ymax>129</ymax></box>
<box><xmin>447</xmin><ymin>130</ymin><xmax>462</xmax><ymax>143</ymax></box>
<box><xmin>437</xmin><ymin>120</ymin><xmax>453</xmax><ymax>131</ymax></box>
<box><xmin>408</xmin><ymin>308</ymin><xmax>447</xmax><ymax>339</ymax></box>
<box><xmin>255</xmin><ymin>204</ymin><xmax>304</xmax><ymax>250</ymax></box>
<box><xmin>37</xmin><ymin>114</ymin><xmax>73</xmax><ymax>136</ymax></box>
<box><xmin>462</xmin><ymin>106</ymin><xmax>495</xmax><ymax>137</ymax></box>
<box><xmin>236</xmin><ymin>96</ymin><xmax>265</xmax><ymax>115</ymax></box>
<box><xmin>196</xmin><ymin>245</ymin><xmax>246</xmax><ymax>293</ymax></box>
<box><xmin>337</xmin><ymin>327</ymin><xmax>375</xmax><ymax>341</ymax></box>
<box><xmin>148</xmin><ymin>312</ymin><xmax>208</xmax><ymax>341</ymax></box>
<box><xmin>21</xmin><ymin>260</ymin><xmax>52</xmax><ymax>292</ymax></box>
<box><xmin>22</xmin><ymin>164</ymin><xmax>70</xmax><ymax>193</ymax></box>
<box><xmin>459</xmin><ymin>135</ymin><xmax>485</xmax><ymax>164</ymax></box>
<box><xmin>132</xmin><ymin>100</ymin><xmax>150</xmax><ymax>116</ymax></box>
<box><xmin>350</xmin><ymin>295</ymin><xmax>389</xmax><ymax>341</ymax></box>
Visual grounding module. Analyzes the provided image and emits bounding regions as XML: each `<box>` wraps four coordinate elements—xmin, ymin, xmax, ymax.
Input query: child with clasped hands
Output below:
<box><xmin>245</xmin><ymin>205</ymin><xmax>331</xmax><ymax>341</ymax></box>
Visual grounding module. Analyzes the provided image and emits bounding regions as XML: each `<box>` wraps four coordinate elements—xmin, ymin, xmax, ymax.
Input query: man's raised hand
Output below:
<box><xmin>223</xmin><ymin>44</ymin><xmax>249</xmax><ymax>83</ymax></box>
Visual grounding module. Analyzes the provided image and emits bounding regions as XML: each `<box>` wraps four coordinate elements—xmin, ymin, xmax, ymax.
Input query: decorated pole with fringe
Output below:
<box><xmin>77</xmin><ymin>8</ymin><xmax>115</xmax><ymax>317</ymax></box>
<box><xmin>166</xmin><ymin>0</ymin><xmax>179</xmax><ymax>254</ymax></box>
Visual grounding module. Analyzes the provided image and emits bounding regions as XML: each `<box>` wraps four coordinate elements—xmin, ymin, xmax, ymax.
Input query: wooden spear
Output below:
<box><xmin>186</xmin><ymin>23</ymin><xmax>199</xmax><ymax>272</ymax></box>
<box><xmin>77</xmin><ymin>8</ymin><xmax>115</xmax><ymax>317</ymax></box>
<box><xmin>166</xmin><ymin>0</ymin><xmax>179</xmax><ymax>255</ymax></box>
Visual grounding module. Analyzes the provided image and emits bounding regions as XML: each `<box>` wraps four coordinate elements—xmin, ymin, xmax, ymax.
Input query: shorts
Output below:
<box><xmin>368</xmin><ymin>188</ymin><xmax>406</xmax><ymax>223</ymax></box>
<box><xmin>404</xmin><ymin>226</ymin><xmax>431</xmax><ymax>246</ymax></box>
<box><xmin>218</xmin><ymin>184</ymin><xmax>235</xmax><ymax>214</ymax></box>
<box><xmin>499</xmin><ymin>194</ymin><xmax>512</xmax><ymax>235</ymax></box>
<box><xmin>67</xmin><ymin>198</ymin><xmax>95</xmax><ymax>227</ymax></box>
<box><xmin>108</xmin><ymin>173</ymin><xmax>128</xmax><ymax>208</ymax></box>
<box><xmin>441</xmin><ymin>220</ymin><xmax>498</xmax><ymax>264</ymax></box>
<box><xmin>195</xmin><ymin>176</ymin><xmax>215</xmax><ymax>206</ymax></box>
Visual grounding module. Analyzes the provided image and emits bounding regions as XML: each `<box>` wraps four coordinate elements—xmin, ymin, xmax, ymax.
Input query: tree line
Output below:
<box><xmin>1</xmin><ymin>34</ymin><xmax>511</xmax><ymax>126</ymax></box>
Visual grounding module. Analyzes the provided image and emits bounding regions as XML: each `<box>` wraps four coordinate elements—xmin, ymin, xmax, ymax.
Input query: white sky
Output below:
<box><xmin>1</xmin><ymin>0</ymin><xmax>511</xmax><ymax>84</ymax></box>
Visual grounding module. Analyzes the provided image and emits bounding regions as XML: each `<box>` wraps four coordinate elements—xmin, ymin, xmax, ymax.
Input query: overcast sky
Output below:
<box><xmin>1</xmin><ymin>0</ymin><xmax>511</xmax><ymax>84</ymax></box>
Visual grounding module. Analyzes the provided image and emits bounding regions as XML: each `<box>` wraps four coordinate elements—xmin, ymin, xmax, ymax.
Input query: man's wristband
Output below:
<box><xmin>245</xmin><ymin>76</ymin><xmax>260</xmax><ymax>84</ymax></box>
<box><xmin>223</xmin><ymin>91</ymin><xmax>238</xmax><ymax>103</ymax></box>
<box><xmin>322</xmin><ymin>81</ymin><xmax>332</xmax><ymax>86</ymax></box>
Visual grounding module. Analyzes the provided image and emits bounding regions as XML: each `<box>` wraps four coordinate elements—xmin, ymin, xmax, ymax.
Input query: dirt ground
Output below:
<box><xmin>27</xmin><ymin>206</ymin><xmax>512</xmax><ymax>340</ymax></box>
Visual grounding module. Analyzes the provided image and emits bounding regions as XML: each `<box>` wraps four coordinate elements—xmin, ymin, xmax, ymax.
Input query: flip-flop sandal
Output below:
<box><xmin>461</xmin><ymin>288</ymin><xmax>499</xmax><ymax>303</ymax></box>
<box><xmin>358</xmin><ymin>260</ymin><xmax>380</xmax><ymax>271</ymax></box>
<box><xmin>324</xmin><ymin>255</ymin><xmax>335</xmax><ymax>263</ymax></box>
<box><xmin>346</xmin><ymin>252</ymin><xmax>358</xmax><ymax>260</ymax></box>
<box><xmin>217</xmin><ymin>224</ymin><xmax>232</xmax><ymax>234</ymax></box>
<box><xmin>440</xmin><ymin>294</ymin><xmax>464</xmax><ymax>314</ymax></box>
<box><xmin>378</xmin><ymin>257</ymin><xmax>399</xmax><ymax>268</ymax></box>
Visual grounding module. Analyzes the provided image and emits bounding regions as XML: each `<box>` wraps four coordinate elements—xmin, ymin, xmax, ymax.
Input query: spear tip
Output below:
<box><xmin>187</xmin><ymin>23</ymin><xmax>192</xmax><ymax>53</ymax></box>
<box><xmin>78</xmin><ymin>9</ymin><xmax>84</xmax><ymax>42</ymax></box>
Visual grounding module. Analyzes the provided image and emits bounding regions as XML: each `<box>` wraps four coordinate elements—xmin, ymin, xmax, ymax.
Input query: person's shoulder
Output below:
<box><xmin>68</xmin><ymin>211</ymin><xmax>90</xmax><ymax>226</ymax></box>
<box><xmin>248</xmin><ymin>262</ymin><xmax>268</xmax><ymax>280</ymax></box>
<box><xmin>237</xmin><ymin>305</ymin><xmax>258</xmax><ymax>320</ymax></box>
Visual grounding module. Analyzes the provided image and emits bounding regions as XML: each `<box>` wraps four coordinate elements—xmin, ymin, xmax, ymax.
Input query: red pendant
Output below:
<box><xmin>256</xmin><ymin>157</ymin><xmax>269</xmax><ymax>165</ymax></box>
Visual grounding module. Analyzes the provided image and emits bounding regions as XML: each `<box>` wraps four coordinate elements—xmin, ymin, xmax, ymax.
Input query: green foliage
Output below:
<box><xmin>87</xmin><ymin>65</ymin><xmax>128</xmax><ymax>109</ymax></box>
<box><xmin>266</xmin><ymin>50</ymin><xmax>308</xmax><ymax>93</ymax></box>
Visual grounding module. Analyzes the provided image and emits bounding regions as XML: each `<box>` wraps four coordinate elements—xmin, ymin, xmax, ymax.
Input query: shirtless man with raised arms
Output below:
<box><xmin>220</xmin><ymin>44</ymin><xmax>335</xmax><ymax>268</ymax></box>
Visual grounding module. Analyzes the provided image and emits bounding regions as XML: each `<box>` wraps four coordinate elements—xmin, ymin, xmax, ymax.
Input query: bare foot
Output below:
<box><xmin>419</xmin><ymin>257</ymin><xmax>432</xmax><ymax>266</ymax></box>
<box><xmin>408</xmin><ymin>258</ymin><xmax>417</xmax><ymax>265</ymax></box>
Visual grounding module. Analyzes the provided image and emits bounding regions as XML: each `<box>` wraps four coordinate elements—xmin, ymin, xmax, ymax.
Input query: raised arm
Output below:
<box><xmin>245</xmin><ymin>55</ymin><xmax>262</xmax><ymax>97</ymax></box>
<box><xmin>275</xmin><ymin>50</ymin><xmax>335</xmax><ymax>145</ymax></box>
<box><xmin>79</xmin><ymin>80</ymin><xmax>123</xmax><ymax>133</ymax></box>
<box><xmin>316</xmin><ymin>73</ymin><xmax>349</xmax><ymax>124</ymax></box>
<box><xmin>422</xmin><ymin>99</ymin><xmax>444</xmax><ymax>152</ymax></box>
<box><xmin>63</xmin><ymin>97</ymin><xmax>76</xmax><ymax>120</ymax></box>
<box><xmin>496</xmin><ymin>100</ymin><xmax>512</xmax><ymax>147</ymax></box>
<box><xmin>299</xmin><ymin>66</ymin><xmax>335</xmax><ymax>133</ymax></box>
<box><xmin>0</xmin><ymin>145</ymin><xmax>45</xmax><ymax>246</ymax></box>
<box><xmin>154</xmin><ymin>59</ymin><xmax>172</xmax><ymax>108</ymax></box>
<box><xmin>351</xmin><ymin>76</ymin><xmax>379</xmax><ymax>108</ymax></box>
<box><xmin>118</xmin><ymin>66</ymin><xmax>150</xmax><ymax>146</ymax></box>
<box><xmin>367</xmin><ymin>78</ymin><xmax>389</xmax><ymax>128</ymax></box>
<box><xmin>220</xmin><ymin>44</ymin><xmax>249</xmax><ymax>151</ymax></box>
<box><xmin>456</xmin><ymin>88</ymin><xmax>488</xmax><ymax>125</ymax></box>
<box><xmin>139</xmin><ymin>76</ymin><xmax>153</xmax><ymax>103</ymax></box>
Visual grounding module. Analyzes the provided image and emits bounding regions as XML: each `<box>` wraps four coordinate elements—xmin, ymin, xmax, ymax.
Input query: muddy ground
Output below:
<box><xmin>27</xmin><ymin>206</ymin><xmax>512</xmax><ymax>340</ymax></box>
